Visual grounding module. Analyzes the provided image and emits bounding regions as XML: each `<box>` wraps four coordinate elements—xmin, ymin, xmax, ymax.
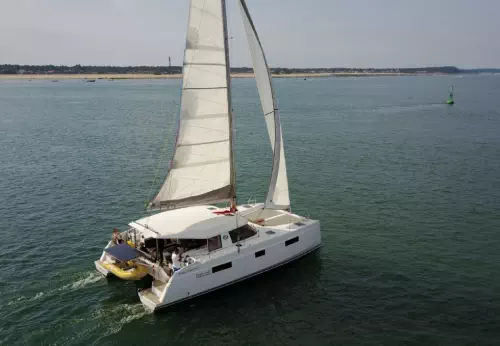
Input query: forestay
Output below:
<box><xmin>152</xmin><ymin>0</ymin><xmax>235</xmax><ymax>210</ymax></box>
<box><xmin>238</xmin><ymin>0</ymin><xmax>290</xmax><ymax>210</ymax></box>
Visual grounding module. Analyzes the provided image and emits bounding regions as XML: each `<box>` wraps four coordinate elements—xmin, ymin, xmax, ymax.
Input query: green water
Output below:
<box><xmin>1</xmin><ymin>75</ymin><xmax>500</xmax><ymax>345</ymax></box>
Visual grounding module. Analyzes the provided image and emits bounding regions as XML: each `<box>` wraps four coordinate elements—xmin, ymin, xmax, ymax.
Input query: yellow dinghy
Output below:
<box><xmin>101</xmin><ymin>261</ymin><xmax>149</xmax><ymax>280</ymax></box>
<box><xmin>101</xmin><ymin>243</ymin><xmax>150</xmax><ymax>280</ymax></box>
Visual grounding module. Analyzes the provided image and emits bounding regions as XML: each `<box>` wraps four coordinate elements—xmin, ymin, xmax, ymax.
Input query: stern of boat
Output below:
<box><xmin>138</xmin><ymin>278</ymin><xmax>170</xmax><ymax>311</ymax></box>
<box><xmin>95</xmin><ymin>259</ymin><xmax>112</xmax><ymax>277</ymax></box>
<box><xmin>95</xmin><ymin>240</ymin><xmax>114</xmax><ymax>277</ymax></box>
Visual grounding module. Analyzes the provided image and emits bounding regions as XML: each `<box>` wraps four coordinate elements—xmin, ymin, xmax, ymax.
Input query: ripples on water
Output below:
<box><xmin>1</xmin><ymin>76</ymin><xmax>499</xmax><ymax>345</ymax></box>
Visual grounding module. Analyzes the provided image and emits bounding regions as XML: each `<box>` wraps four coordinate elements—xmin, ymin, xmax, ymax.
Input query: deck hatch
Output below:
<box><xmin>229</xmin><ymin>224</ymin><xmax>257</xmax><ymax>243</ymax></box>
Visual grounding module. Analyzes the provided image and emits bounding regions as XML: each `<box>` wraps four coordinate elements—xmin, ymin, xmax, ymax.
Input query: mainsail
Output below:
<box><xmin>238</xmin><ymin>0</ymin><xmax>290</xmax><ymax>210</ymax></box>
<box><xmin>152</xmin><ymin>0</ymin><xmax>235</xmax><ymax>210</ymax></box>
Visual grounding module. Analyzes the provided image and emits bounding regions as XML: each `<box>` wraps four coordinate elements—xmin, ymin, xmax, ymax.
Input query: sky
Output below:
<box><xmin>0</xmin><ymin>0</ymin><xmax>499</xmax><ymax>68</ymax></box>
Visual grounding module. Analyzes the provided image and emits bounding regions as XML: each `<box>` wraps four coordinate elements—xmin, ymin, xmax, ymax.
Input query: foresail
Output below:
<box><xmin>238</xmin><ymin>0</ymin><xmax>290</xmax><ymax>210</ymax></box>
<box><xmin>152</xmin><ymin>0</ymin><xmax>235</xmax><ymax>210</ymax></box>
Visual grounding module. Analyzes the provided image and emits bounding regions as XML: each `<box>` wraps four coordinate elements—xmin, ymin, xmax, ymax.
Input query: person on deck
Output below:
<box><xmin>112</xmin><ymin>228</ymin><xmax>123</xmax><ymax>245</ymax></box>
<box><xmin>230</xmin><ymin>199</ymin><xmax>237</xmax><ymax>213</ymax></box>
<box><xmin>171</xmin><ymin>248</ymin><xmax>182</xmax><ymax>272</ymax></box>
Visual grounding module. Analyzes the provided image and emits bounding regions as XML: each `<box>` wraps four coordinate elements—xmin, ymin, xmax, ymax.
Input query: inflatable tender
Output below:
<box><xmin>101</xmin><ymin>260</ymin><xmax>149</xmax><ymax>280</ymax></box>
<box><xmin>101</xmin><ymin>243</ymin><xmax>149</xmax><ymax>280</ymax></box>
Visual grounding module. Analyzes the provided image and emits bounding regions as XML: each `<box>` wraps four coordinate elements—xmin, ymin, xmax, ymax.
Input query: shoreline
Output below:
<box><xmin>0</xmin><ymin>72</ymin><xmax>447</xmax><ymax>80</ymax></box>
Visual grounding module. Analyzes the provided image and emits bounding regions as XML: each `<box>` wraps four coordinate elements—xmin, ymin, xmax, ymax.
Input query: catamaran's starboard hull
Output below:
<box><xmin>139</xmin><ymin>220</ymin><xmax>321</xmax><ymax>311</ymax></box>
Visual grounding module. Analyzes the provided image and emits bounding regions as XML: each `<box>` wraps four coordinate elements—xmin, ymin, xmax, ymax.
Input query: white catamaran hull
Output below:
<box><xmin>138</xmin><ymin>219</ymin><xmax>320</xmax><ymax>311</ymax></box>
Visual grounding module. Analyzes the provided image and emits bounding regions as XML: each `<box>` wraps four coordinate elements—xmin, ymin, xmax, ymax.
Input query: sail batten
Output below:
<box><xmin>152</xmin><ymin>0</ymin><xmax>234</xmax><ymax>210</ymax></box>
<box><xmin>238</xmin><ymin>0</ymin><xmax>290</xmax><ymax>210</ymax></box>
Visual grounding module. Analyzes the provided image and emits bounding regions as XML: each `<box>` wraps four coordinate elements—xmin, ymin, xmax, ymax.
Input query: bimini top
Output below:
<box><xmin>129</xmin><ymin>205</ymin><xmax>247</xmax><ymax>240</ymax></box>
<box><xmin>105</xmin><ymin>243</ymin><xmax>139</xmax><ymax>261</ymax></box>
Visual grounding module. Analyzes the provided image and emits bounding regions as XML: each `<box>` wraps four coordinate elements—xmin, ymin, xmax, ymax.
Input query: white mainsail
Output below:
<box><xmin>152</xmin><ymin>0</ymin><xmax>235</xmax><ymax>210</ymax></box>
<box><xmin>238</xmin><ymin>0</ymin><xmax>290</xmax><ymax>210</ymax></box>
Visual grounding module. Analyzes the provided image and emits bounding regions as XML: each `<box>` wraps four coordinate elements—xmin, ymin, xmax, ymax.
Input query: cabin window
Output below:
<box><xmin>255</xmin><ymin>249</ymin><xmax>265</xmax><ymax>258</ymax></box>
<box><xmin>212</xmin><ymin>262</ymin><xmax>232</xmax><ymax>273</ymax></box>
<box><xmin>208</xmin><ymin>235</ymin><xmax>222</xmax><ymax>252</ymax></box>
<box><xmin>229</xmin><ymin>225</ymin><xmax>257</xmax><ymax>243</ymax></box>
<box><xmin>285</xmin><ymin>236</ymin><xmax>299</xmax><ymax>246</ymax></box>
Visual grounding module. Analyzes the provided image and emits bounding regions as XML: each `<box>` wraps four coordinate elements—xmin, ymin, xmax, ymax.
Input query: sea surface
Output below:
<box><xmin>1</xmin><ymin>75</ymin><xmax>499</xmax><ymax>345</ymax></box>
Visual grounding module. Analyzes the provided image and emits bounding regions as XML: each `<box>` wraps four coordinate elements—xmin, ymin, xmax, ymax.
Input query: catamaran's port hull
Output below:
<box><xmin>139</xmin><ymin>220</ymin><xmax>321</xmax><ymax>312</ymax></box>
<box><xmin>95</xmin><ymin>240</ymin><xmax>118</xmax><ymax>278</ymax></box>
<box><xmin>95</xmin><ymin>260</ymin><xmax>113</xmax><ymax>278</ymax></box>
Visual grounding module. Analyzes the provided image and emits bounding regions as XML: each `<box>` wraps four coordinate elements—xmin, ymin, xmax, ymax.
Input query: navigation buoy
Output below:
<box><xmin>447</xmin><ymin>86</ymin><xmax>454</xmax><ymax>105</ymax></box>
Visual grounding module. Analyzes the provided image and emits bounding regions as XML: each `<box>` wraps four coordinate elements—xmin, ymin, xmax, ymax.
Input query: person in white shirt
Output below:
<box><xmin>171</xmin><ymin>248</ymin><xmax>182</xmax><ymax>271</ymax></box>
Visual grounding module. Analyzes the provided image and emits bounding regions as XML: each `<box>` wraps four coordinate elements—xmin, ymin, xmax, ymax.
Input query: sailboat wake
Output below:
<box><xmin>61</xmin><ymin>271</ymin><xmax>105</xmax><ymax>290</ymax></box>
<box><xmin>6</xmin><ymin>271</ymin><xmax>105</xmax><ymax>307</ymax></box>
<box><xmin>91</xmin><ymin>303</ymin><xmax>150</xmax><ymax>339</ymax></box>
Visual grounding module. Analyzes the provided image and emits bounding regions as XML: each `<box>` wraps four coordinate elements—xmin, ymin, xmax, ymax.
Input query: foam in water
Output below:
<box><xmin>6</xmin><ymin>271</ymin><xmax>104</xmax><ymax>307</ymax></box>
<box><xmin>92</xmin><ymin>303</ymin><xmax>150</xmax><ymax>339</ymax></box>
<box><xmin>6</xmin><ymin>290</ymin><xmax>46</xmax><ymax>306</ymax></box>
<box><xmin>61</xmin><ymin>272</ymin><xmax>104</xmax><ymax>290</ymax></box>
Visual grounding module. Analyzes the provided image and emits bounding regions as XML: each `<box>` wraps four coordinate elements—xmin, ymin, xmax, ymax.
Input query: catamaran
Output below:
<box><xmin>95</xmin><ymin>0</ymin><xmax>321</xmax><ymax>311</ymax></box>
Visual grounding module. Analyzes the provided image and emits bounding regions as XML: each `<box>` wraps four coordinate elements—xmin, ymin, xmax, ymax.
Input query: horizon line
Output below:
<box><xmin>2</xmin><ymin>64</ymin><xmax>500</xmax><ymax>70</ymax></box>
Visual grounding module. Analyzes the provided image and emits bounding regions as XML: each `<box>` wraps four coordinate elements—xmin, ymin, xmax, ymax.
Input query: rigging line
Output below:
<box><xmin>264</xmin><ymin>110</ymin><xmax>278</xmax><ymax>116</ymax></box>
<box><xmin>143</xmin><ymin>101</ymin><xmax>179</xmax><ymax>213</ymax></box>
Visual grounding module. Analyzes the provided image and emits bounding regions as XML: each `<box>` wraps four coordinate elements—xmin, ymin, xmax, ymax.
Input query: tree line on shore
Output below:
<box><xmin>2</xmin><ymin>64</ymin><xmax>497</xmax><ymax>75</ymax></box>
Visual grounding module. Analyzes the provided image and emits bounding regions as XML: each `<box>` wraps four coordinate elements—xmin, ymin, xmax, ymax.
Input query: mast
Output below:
<box><xmin>222</xmin><ymin>0</ymin><xmax>236</xmax><ymax>205</ymax></box>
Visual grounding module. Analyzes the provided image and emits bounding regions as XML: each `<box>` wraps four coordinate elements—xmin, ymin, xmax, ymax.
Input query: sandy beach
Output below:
<box><xmin>0</xmin><ymin>72</ymin><xmax>427</xmax><ymax>80</ymax></box>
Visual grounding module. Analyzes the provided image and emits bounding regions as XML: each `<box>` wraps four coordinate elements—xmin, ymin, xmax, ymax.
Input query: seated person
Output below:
<box><xmin>112</xmin><ymin>228</ymin><xmax>124</xmax><ymax>245</ymax></box>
